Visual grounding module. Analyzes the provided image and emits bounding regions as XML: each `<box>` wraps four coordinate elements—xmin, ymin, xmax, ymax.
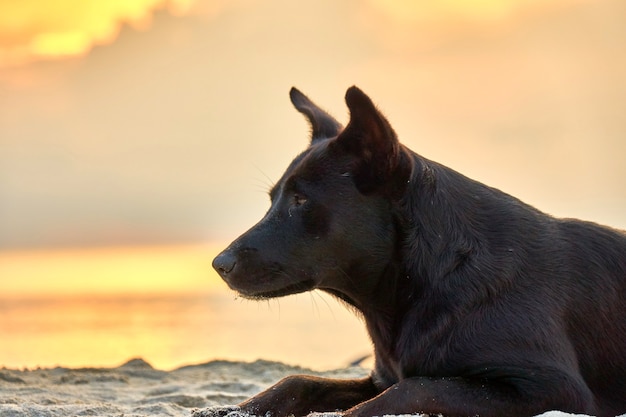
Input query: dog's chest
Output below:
<box><xmin>367</xmin><ymin>305</ymin><xmax>462</xmax><ymax>382</ymax></box>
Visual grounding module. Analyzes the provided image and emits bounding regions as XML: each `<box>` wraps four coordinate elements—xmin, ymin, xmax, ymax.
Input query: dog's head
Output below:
<box><xmin>212</xmin><ymin>87</ymin><xmax>413</xmax><ymax>304</ymax></box>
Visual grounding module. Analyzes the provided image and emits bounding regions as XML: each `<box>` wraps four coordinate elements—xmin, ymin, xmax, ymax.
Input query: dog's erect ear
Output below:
<box><xmin>334</xmin><ymin>86</ymin><xmax>409</xmax><ymax>196</ymax></box>
<box><xmin>290</xmin><ymin>87</ymin><xmax>343</xmax><ymax>143</ymax></box>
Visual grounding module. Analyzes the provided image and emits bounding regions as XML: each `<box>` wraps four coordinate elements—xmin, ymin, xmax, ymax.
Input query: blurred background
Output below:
<box><xmin>1</xmin><ymin>0</ymin><xmax>625</xmax><ymax>370</ymax></box>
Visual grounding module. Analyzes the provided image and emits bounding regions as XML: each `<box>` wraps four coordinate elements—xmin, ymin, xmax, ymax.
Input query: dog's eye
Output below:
<box><xmin>293</xmin><ymin>193</ymin><xmax>307</xmax><ymax>207</ymax></box>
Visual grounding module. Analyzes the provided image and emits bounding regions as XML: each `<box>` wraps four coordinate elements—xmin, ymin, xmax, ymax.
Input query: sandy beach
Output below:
<box><xmin>0</xmin><ymin>357</ymin><xmax>618</xmax><ymax>417</ymax></box>
<box><xmin>0</xmin><ymin>358</ymin><xmax>366</xmax><ymax>417</ymax></box>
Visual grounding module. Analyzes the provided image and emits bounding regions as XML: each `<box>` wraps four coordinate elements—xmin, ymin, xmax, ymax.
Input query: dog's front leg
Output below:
<box><xmin>238</xmin><ymin>375</ymin><xmax>378</xmax><ymax>417</ymax></box>
<box><xmin>342</xmin><ymin>374</ymin><xmax>595</xmax><ymax>417</ymax></box>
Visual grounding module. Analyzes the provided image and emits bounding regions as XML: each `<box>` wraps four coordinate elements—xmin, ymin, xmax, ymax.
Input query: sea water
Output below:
<box><xmin>0</xmin><ymin>245</ymin><xmax>370</xmax><ymax>371</ymax></box>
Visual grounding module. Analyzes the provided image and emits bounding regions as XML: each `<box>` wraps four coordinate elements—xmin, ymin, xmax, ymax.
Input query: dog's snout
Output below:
<box><xmin>212</xmin><ymin>251</ymin><xmax>237</xmax><ymax>276</ymax></box>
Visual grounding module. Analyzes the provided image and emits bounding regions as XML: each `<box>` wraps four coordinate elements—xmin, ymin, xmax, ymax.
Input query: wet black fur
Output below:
<box><xmin>212</xmin><ymin>86</ymin><xmax>626</xmax><ymax>417</ymax></box>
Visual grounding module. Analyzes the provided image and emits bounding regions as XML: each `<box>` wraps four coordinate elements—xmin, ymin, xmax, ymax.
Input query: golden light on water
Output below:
<box><xmin>0</xmin><ymin>244</ymin><xmax>222</xmax><ymax>298</ymax></box>
<box><xmin>0</xmin><ymin>244</ymin><xmax>365</xmax><ymax>371</ymax></box>
<box><xmin>0</xmin><ymin>246</ymin><xmax>371</xmax><ymax>371</ymax></box>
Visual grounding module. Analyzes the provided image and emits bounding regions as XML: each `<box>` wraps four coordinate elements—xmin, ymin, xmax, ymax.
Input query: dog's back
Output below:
<box><xmin>405</xmin><ymin>158</ymin><xmax>626</xmax><ymax>416</ymax></box>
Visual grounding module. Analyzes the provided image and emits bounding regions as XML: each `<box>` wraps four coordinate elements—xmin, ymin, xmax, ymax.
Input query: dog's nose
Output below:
<box><xmin>212</xmin><ymin>251</ymin><xmax>237</xmax><ymax>277</ymax></box>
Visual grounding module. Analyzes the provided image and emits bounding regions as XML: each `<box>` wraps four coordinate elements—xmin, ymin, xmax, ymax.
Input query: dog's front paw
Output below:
<box><xmin>192</xmin><ymin>405</ymin><xmax>247</xmax><ymax>417</ymax></box>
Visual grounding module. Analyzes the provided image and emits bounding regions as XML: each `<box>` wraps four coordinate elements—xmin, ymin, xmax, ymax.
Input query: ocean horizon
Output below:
<box><xmin>0</xmin><ymin>245</ymin><xmax>371</xmax><ymax>371</ymax></box>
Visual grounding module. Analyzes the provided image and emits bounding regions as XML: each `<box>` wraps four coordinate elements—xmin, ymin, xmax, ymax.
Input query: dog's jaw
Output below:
<box><xmin>235</xmin><ymin>279</ymin><xmax>317</xmax><ymax>300</ymax></box>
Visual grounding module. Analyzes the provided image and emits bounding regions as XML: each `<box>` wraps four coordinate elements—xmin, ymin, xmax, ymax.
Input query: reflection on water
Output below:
<box><xmin>0</xmin><ymin>291</ymin><xmax>371</xmax><ymax>371</ymax></box>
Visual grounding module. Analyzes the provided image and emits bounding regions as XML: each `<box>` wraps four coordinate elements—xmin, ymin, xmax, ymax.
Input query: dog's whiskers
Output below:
<box><xmin>252</xmin><ymin>164</ymin><xmax>276</xmax><ymax>192</ymax></box>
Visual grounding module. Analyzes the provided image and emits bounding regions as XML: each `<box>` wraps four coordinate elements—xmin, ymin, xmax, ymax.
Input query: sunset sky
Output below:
<box><xmin>0</xmin><ymin>0</ymin><xmax>626</xmax><ymax>248</ymax></box>
<box><xmin>0</xmin><ymin>0</ymin><xmax>625</xmax><ymax>294</ymax></box>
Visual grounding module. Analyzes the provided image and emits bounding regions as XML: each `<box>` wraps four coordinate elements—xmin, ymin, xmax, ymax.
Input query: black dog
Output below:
<box><xmin>212</xmin><ymin>87</ymin><xmax>626</xmax><ymax>417</ymax></box>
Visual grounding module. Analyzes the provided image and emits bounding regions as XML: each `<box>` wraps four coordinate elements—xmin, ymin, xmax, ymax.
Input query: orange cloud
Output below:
<box><xmin>367</xmin><ymin>0</ymin><xmax>578</xmax><ymax>23</ymax></box>
<box><xmin>0</xmin><ymin>0</ymin><xmax>195</xmax><ymax>68</ymax></box>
